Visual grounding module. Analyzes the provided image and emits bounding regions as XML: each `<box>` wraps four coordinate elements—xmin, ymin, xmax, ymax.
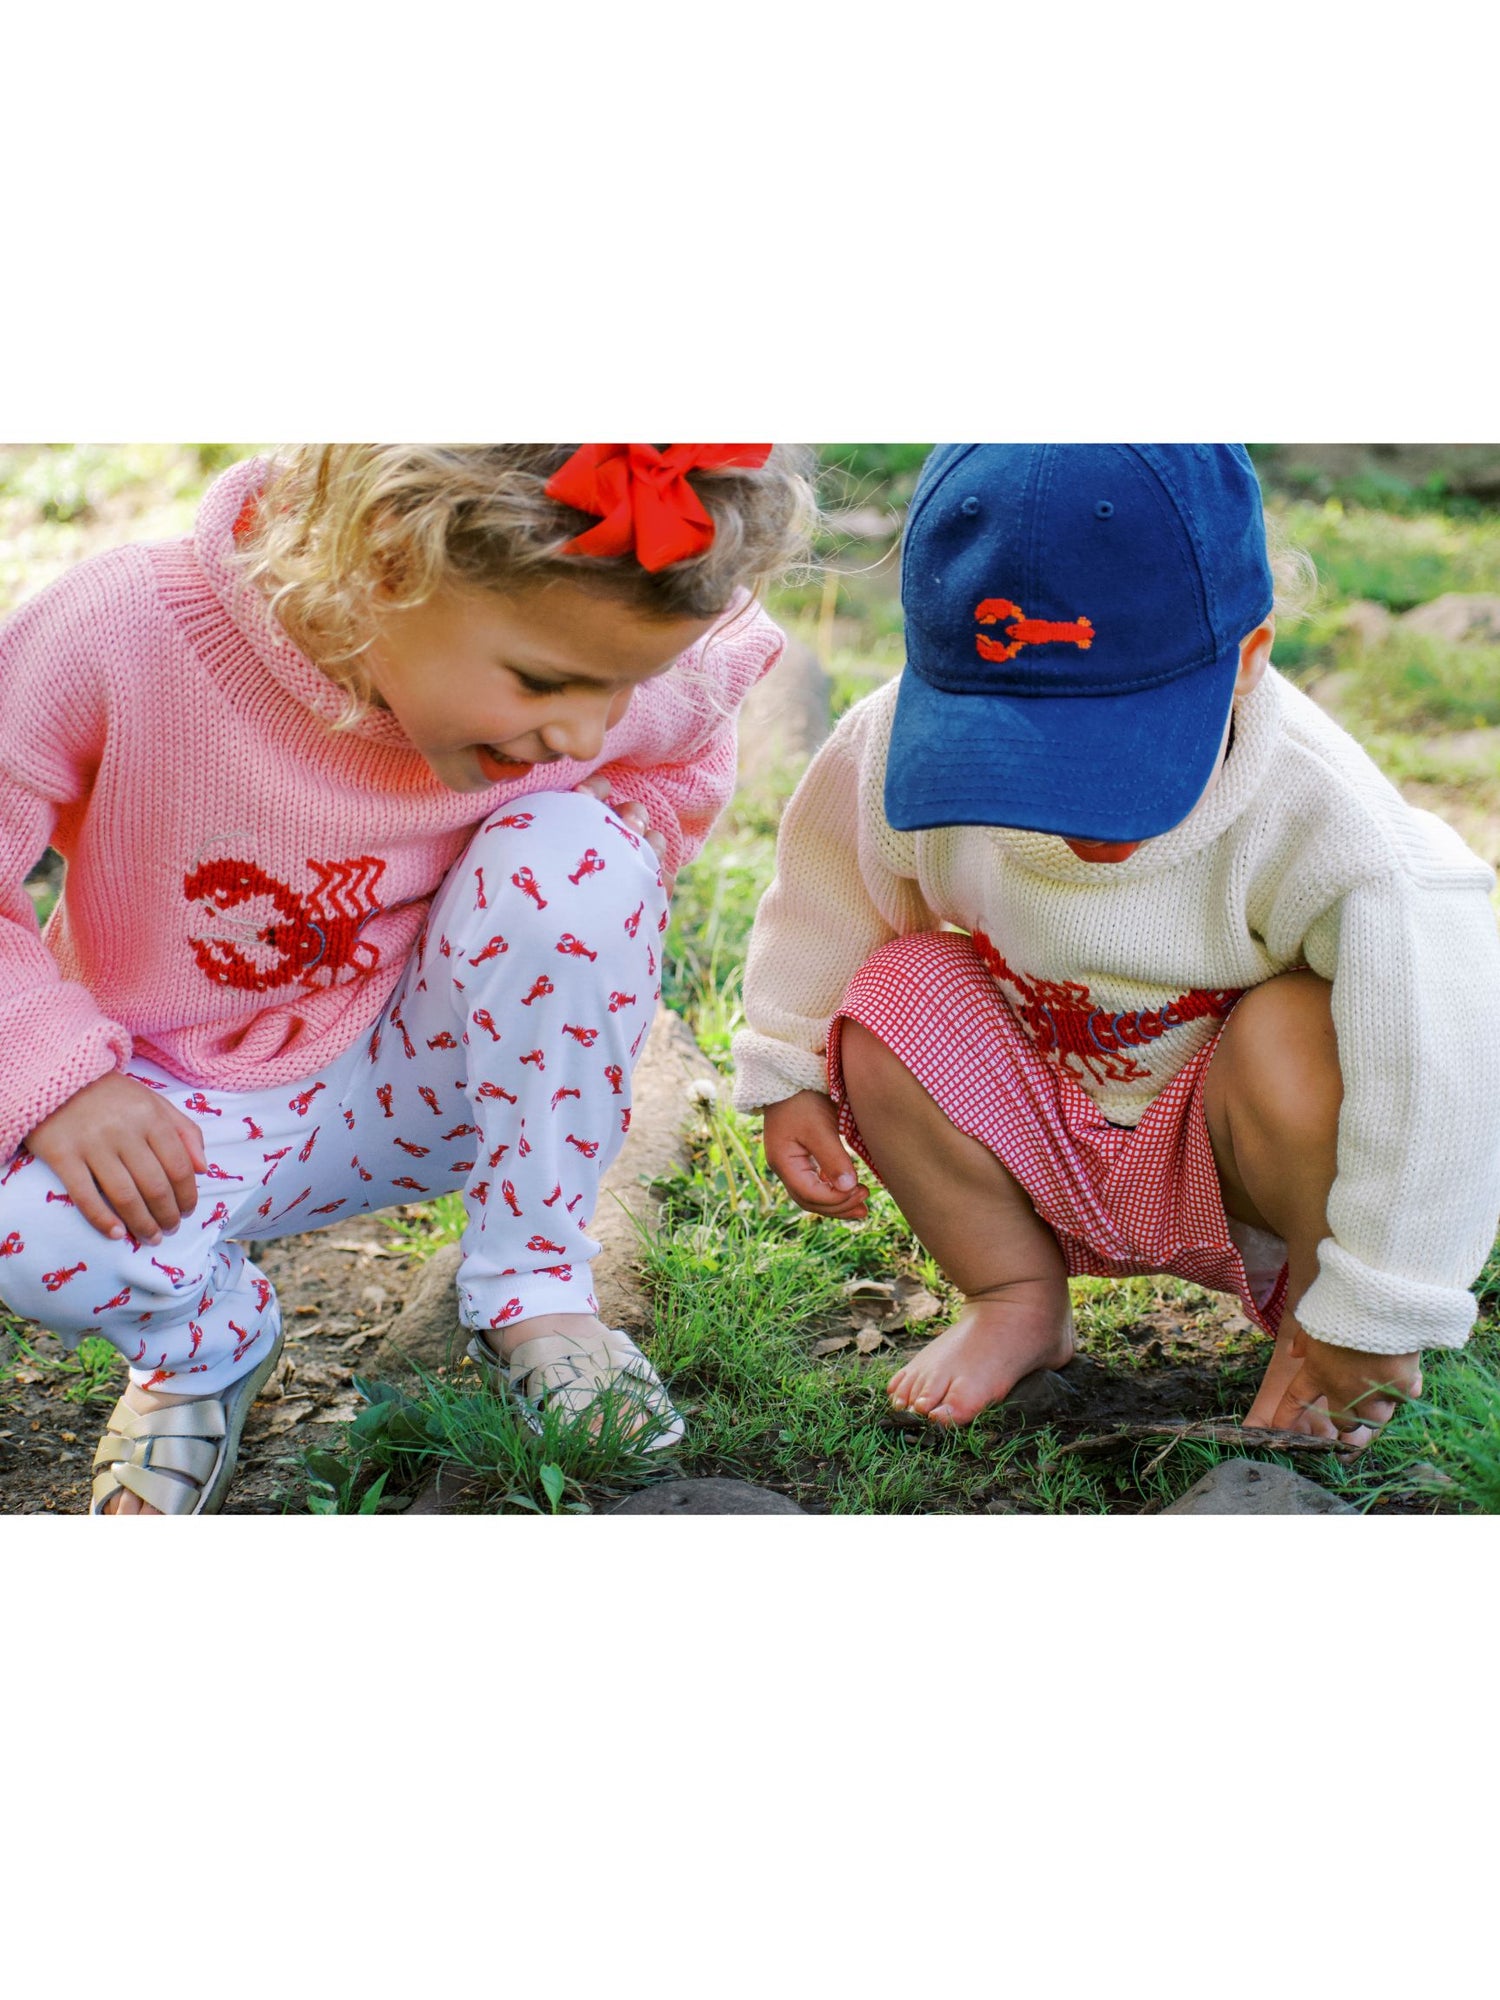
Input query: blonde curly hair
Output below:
<box><xmin>233</xmin><ymin>443</ymin><xmax>818</xmax><ymax>707</ymax></box>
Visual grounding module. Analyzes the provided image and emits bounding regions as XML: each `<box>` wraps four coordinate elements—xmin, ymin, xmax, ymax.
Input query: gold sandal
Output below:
<box><xmin>90</xmin><ymin>1330</ymin><xmax>285</xmax><ymax>1514</ymax></box>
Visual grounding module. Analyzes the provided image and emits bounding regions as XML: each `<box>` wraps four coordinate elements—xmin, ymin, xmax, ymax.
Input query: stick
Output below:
<box><xmin>1052</xmin><ymin>1420</ymin><xmax>1342</xmax><ymax>1459</ymax></box>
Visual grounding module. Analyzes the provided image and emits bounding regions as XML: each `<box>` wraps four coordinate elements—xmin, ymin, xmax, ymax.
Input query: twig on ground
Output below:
<box><xmin>1053</xmin><ymin>1420</ymin><xmax>1342</xmax><ymax>1459</ymax></box>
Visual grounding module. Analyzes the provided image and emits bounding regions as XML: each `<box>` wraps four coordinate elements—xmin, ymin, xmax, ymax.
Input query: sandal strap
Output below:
<box><xmin>92</xmin><ymin>1459</ymin><xmax>204</xmax><ymax>1515</ymax></box>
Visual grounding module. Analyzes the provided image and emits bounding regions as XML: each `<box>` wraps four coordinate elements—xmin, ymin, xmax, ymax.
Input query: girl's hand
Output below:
<box><xmin>572</xmin><ymin>776</ymin><xmax>674</xmax><ymax>892</ymax></box>
<box><xmin>762</xmin><ymin>1090</ymin><xmax>870</xmax><ymax>1221</ymax></box>
<box><xmin>24</xmin><ymin>1072</ymin><xmax>208</xmax><ymax>1247</ymax></box>
<box><xmin>1263</xmin><ymin>1334</ymin><xmax>1423</xmax><ymax>1454</ymax></box>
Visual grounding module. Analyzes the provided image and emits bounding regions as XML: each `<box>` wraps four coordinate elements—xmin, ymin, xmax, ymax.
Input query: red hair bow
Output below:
<box><xmin>545</xmin><ymin>443</ymin><xmax>773</xmax><ymax>572</ymax></box>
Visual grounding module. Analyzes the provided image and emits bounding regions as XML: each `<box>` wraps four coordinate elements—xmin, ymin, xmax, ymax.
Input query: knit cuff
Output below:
<box><xmin>1296</xmin><ymin>1239</ymin><xmax>1480</xmax><ymax>1356</ymax></box>
<box><xmin>730</xmin><ymin>1031</ymin><xmax>830</xmax><ymax>1114</ymax></box>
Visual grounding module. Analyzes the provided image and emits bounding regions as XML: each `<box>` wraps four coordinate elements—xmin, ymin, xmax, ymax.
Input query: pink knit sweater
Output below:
<box><xmin>0</xmin><ymin>459</ymin><xmax>785</xmax><ymax>1162</ymax></box>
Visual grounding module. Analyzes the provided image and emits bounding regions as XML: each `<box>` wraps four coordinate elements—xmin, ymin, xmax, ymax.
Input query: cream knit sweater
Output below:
<box><xmin>733</xmin><ymin>668</ymin><xmax>1500</xmax><ymax>1355</ymax></box>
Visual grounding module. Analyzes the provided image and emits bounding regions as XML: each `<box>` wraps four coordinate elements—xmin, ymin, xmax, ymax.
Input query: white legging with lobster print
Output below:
<box><xmin>0</xmin><ymin>792</ymin><xmax>667</xmax><ymax>1397</ymax></box>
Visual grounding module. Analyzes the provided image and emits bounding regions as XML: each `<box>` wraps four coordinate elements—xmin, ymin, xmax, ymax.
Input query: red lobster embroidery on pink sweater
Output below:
<box><xmin>183</xmin><ymin>855</ymin><xmax>387</xmax><ymax>993</ymax></box>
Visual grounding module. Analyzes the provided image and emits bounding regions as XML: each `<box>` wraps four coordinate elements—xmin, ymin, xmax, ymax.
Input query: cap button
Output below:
<box><xmin>960</xmin><ymin>495</ymin><xmax>981</xmax><ymax>517</ymax></box>
<box><xmin>1094</xmin><ymin>500</ymin><xmax>1114</xmax><ymax>519</ymax></box>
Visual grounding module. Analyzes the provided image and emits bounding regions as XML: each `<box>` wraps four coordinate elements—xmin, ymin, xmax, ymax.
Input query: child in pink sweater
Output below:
<box><xmin>0</xmin><ymin>443</ymin><xmax>813</xmax><ymax>1513</ymax></box>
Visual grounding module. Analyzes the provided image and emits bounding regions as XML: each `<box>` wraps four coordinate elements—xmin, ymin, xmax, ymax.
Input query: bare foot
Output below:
<box><xmin>887</xmin><ymin>1278</ymin><xmax>1074</xmax><ymax>1426</ymax></box>
<box><xmin>97</xmin><ymin>1381</ymin><xmax>202</xmax><ymax>1516</ymax></box>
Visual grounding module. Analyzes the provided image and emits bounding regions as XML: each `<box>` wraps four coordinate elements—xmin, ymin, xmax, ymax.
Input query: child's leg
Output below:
<box><xmin>839</xmin><ymin>1021</ymin><xmax>1074</xmax><ymax>1424</ymax></box>
<box><xmin>1201</xmin><ymin>968</ymin><xmax>1348</xmax><ymax>1429</ymax></box>
<box><xmin>377</xmin><ymin>790</ymin><xmax>668</xmax><ymax>1374</ymax></box>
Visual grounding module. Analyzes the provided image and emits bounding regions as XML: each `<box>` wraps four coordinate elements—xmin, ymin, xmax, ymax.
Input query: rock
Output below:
<box><xmin>365</xmin><ymin>1241</ymin><xmax>464</xmax><ymax>1374</ymax></box>
<box><xmin>590</xmin><ymin>1009</ymin><xmax>720</xmax><ymax>1333</ymax></box>
<box><xmin>1162</xmin><ymin>1459</ymin><xmax>1353</xmax><ymax>1515</ymax></box>
<box><xmin>366</xmin><ymin>1008</ymin><xmax>719</xmax><ymax>1369</ymax></box>
<box><xmin>1398</xmin><ymin>593</ymin><xmax>1500</xmax><ymax>645</ymax></box>
<box><xmin>1337</xmin><ymin>599</ymin><xmax>1394</xmax><ymax>649</ymax></box>
<box><xmin>736</xmin><ymin>634</ymin><xmax>832</xmax><ymax>789</ymax></box>
<box><xmin>1002</xmin><ymin>1369</ymin><xmax>1080</xmax><ymax>1419</ymax></box>
<box><xmin>609</xmin><ymin>1479</ymin><xmax>805</xmax><ymax>1515</ymax></box>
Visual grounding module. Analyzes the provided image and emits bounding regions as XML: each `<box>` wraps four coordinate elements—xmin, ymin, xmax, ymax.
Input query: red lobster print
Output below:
<box><xmin>517</xmin><ymin>1122</ymin><xmax>531</xmax><ymax>1158</ymax></box>
<box><xmin>624</xmin><ymin>902</ymin><xmax>643</xmax><ymax>938</ymax></box>
<box><xmin>501</xmin><ymin>1180</ymin><xmax>523</xmax><ymax>1217</ymax></box>
<box><xmin>394</xmin><ymin>1138</ymin><xmax>431</xmax><ymax>1158</ymax></box>
<box><xmin>288</xmin><ymin>1082</ymin><xmax>327</xmax><ymax>1118</ymax></box>
<box><xmin>537</xmin><ymin>1264</ymin><xmax>573</xmax><ymax>1281</ymax></box>
<box><xmin>542</xmin><ymin>1185</ymin><xmax>563</xmax><ymax>1207</ymax></box>
<box><xmin>353</xmin><ymin>1155</ymin><xmax>373</xmax><ymax>1181</ymax></box>
<box><xmin>311</xmin><ymin>1199</ymin><xmax>347</xmax><ymax>1215</ymax></box>
<box><xmin>42</xmin><ymin>1262</ymin><xmax>88</xmax><ymax>1291</ymax></box>
<box><xmin>603</xmin><ymin>1065</ymin><xmax>623</xmax><ymax>1096</ymax></box>
<box><xmin>485</xmin><ymin>811</ymin><xmax>534</xmax><ymax>833</ymax></box>
<box><xmin>565</xmin><ymin>1134</ymin><xmax>599</xmax><ymax>1158</ymax></box>
<box><xmin>475</xmin><ymin>867</ymin><xmax>488</xmax><ymax>909</ymax></box>
<box><xmin>552</xmin><ymin>1087</ymin><xmax>582</xmax><ymax>1110</ymax></box>
<box><xmin>608</xmin><ymin>991</ymin><xmax>636</xmax><ymax>1013</ymax></box>
<box><xmin>527</xmin><ymin>1235</ymin><xmax>566</xmax><ymax>1254</ymax></box>
<box><xmin>444</xmin><ymin>1123</ymin><xmax>480</xmax><ymax>1141</ymax></box>
<box><xmin>203</xmin><ymin>1163</ymin><xmax>244</xmax><ymax>1184</ymax></box>
<box><xmin>512</xmin><ymin>867</ymin><xmax>547</xmax><ymax>909</ymax></box>
<box><xmin>45</xmin><ymin>1189</ymin><xmax>75</xmax><ymax>1206</ymax></box>
<box><xmin>427</xmin><ymin>1031</ymin><xmax>459</xmax><ymax>1050</ymax></box>
<box><xmin>521</xmin><ymin>974</ymin><xmax>555</xmax><ymax>1007</ymax></box>
<box><xmin>0</xmin><ymin>1232</ymin><xmax>23</xmax><ymax>1256</ymax></box>
<box><xmin>182</xmin><ymin>1092</ymin><xmax>222</xmax><ymax>1117</ymax></box>
<box><xmin>188</xmin><ymin>1323</ymin><xmax>204</xmax><ymax>1361</ymax></box>
<box><xmin>478</xmin><ymin>1081</ymin><xmax>518</xmax><ymax>1105</ymax></box>
<box><xmin>184</xmin><ymin>855</ymin><xmax>386</xmax><ymax>993</ymax></box>
<box><xmin>243</xmin><ymin>1115</ymin><xmax>264</xmax><ymax>1140</ymax></box>
<box><xmin>562</xmin><ymin>1024</ymin><xmax>599</xmax><ymax>1047</ymax></box>
<box><xmin>490</xmin><ymin>1298</ymin><xmax>523</xmax><ymax>1328</ymax></box>
<box><xmin>471</xmin><ymin>1008</ymin><xmax>502</xmax><ymax>1041</ymax></box>
<box><xmin>92</xmin><ymin>1286</ymin><xmax>133</xmax><ymax>1313</ymax></box>
<box><xmin>230</xmin><ymin>1321</ymin><xmax>262</xmax><ymax>1364</ymax></box>
<box><xmin>470</xmin><ymin>936</ymin><xmax>510</xmax><ymax>967</ymax></box>
<box><xmin>568</xmin><ymin>849</ymin><xmax>605</xmax><ymax>885</ymax></box>
<box><xmin>298</xmin><ymin>1126</ymin><xmax>320</xmax><ymax>1164</ymax></box>
<box><xmin>519</xmin><ymin>1049</ymin><xmax>545</xmax><ymax>1071</ymax></box>
<box><xmin>974</xmin><ymin>598</ymin><xmax>1095</xmax><ymax>664</ymax></box>
<box><xmin>390</xmin><ymin>1176</ymin><xmax>430</xmax><ymax>1193</ymax></box>
<box><xmin>556</xmin><ymin>934</ymin><xmax>597</xmax><ymax>962</ymax></box>
<box><xmin>418</xmin><ymin>1086</ymin><xmax>443</xmax><ymax>1115</ymax></box>
<box><xmin>201</xmin><ymin>1199</ymin><xmax>229</xmax><ymax>1229</ymax></box>
<box><xmin>252</xmin><ymin>1277</ymin><xmax>274</xmax><ymax>1312</ymax></box>
<box><xmin>487</xmin><ymin>1142</ymin><xmax>510</xmax><ymax>1168</ymax></box>
<box><xmin>377</xmin><ymin>1084</ymin><xmax>395</xmax><ymax>1118</ymax></box>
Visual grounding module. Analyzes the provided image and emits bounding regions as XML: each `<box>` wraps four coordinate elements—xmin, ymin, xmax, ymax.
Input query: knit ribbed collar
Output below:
<box><xmin>977</xmin><ymin>667</ymin><xmax>1282</xmax><ymax>881</ymax></box>
<box><xmin>192</xmin><ymin>457</ymin><xmax>417</xmax><ymax>748</ymax></box>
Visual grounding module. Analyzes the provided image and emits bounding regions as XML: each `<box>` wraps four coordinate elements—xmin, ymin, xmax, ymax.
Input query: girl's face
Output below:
<box><xmin>362</xmin><ymin>578</ymin><xmax>718</xmax><ymax>793</ymax></box>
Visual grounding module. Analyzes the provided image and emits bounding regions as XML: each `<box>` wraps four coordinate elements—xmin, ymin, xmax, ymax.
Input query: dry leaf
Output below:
<box><xmin>843</xmin><ymin>1278</ymin><xmax>896</xmax><ymax>1301</ymax></box>
<box><xmin>311</xmin><ymin>1394</ymin><xmax>365</xmax><ymax>1424</ymax></box>
<box><xmin>340</xmin><ymin>1328</ymin><xmax>379</xmax><ymax>1350</ymax></box>
<box><xmin>253</xmin><ymin>1399</ymin><xmax>316</xmax><ymax>1435</ymax></box>
<box><xmin>360</xmin><ymin>1283</ymin><xmax>389</xmax><ymax>1315</ymax></box>
<box><xmin>855</xmin><ymin>1327</ymin><xmax>888</xmax><ymax>1355</ymax></box>
<box><xmin>812</xmin><ymin>1335</ymin><xmax>854</xmax><ymax>1357</ymax></box>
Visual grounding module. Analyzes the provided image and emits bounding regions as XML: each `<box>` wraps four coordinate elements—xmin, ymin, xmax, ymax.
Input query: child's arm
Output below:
<box><xmin>1293</xmin><ymin>866</ymin><xmax>1500</xmax><ymax>1365</ymax></box>
<box><xmin>733</xmin><ymin>685</ymin><xmax>937</xmax><ymax>1207</ymax></box>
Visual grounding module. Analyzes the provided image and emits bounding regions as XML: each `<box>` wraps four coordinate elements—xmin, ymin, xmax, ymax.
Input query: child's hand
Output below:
<box><xmin>572</xmin><ymin>776</ymin><xmax>674</xmax><ymax>892</ymax></box>
<box><xmin>24</xmin><ymin>1072</ymin><xmax>209</xmax><ymax>1247</ymax></box>
<box><xmin>763</xmin><ymin>1090</ymin><xmax>870</xmax><ymax>1221</ymax></box>
<box><xmin>1260</xmin><ymin>1332</ymin><xmax>1423</xmax><ymax>1453</ymax></box>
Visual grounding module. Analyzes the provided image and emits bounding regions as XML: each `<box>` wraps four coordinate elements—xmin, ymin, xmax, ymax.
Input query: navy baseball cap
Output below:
<box><xmin>885</xmin><ymin>444</ymin><xmax>1275</xmax><ymax>841</ymax></box>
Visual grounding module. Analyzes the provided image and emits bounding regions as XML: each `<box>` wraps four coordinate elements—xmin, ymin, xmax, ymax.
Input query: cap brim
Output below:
<box><xmin>883</xmin><ymin>644</ymin><xmax>1241</xmax><ymax>842</ymax></box>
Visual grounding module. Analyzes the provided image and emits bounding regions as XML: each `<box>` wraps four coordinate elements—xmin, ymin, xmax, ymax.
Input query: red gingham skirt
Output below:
<box><xmin>827</xmin><ymin>933</ymin><xmax>1288</xmax><ymax>1335</ymax></box>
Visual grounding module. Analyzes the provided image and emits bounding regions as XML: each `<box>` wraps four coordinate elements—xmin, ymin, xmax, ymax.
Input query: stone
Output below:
<box><xmin>1002</xmin><ymin>1369</ymin><xmax>1081</xmax><ymax>1419</ymax></box>
<box><xmin>736</xmin><ymin>634</ymin><xmax>832</xmax><ymax>789</ymax></box>
<box><xmin>365</xmin><ymin>1241</ymin><xmax>464</xmax><ymax>1375</ymax></box>
<box><xmin>1161</xmin><ymin>1458</ymin><xmax>1353</xmax><ymax>1515</ymax></box>
<box><xmin>1337</xmin><ymin>599</ymin><xmax>1394</xmax><ymax>649</ymax></box>
<box><xmin>590</xmin><ymin>1009</ymin><xmax>720</xmax><ymax>1333</ymax></box>
<box><xmin>609</xmin><ymin>1478</ymin><xmax>805</xmax><ymax>1515</ymax></box>
<box><xmin>1398</xmin><ymin>592</ymin><xmax>1500</xmax><ymax>645</ymax></box>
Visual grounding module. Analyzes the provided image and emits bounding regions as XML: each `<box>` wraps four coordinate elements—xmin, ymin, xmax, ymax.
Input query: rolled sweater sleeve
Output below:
<box><xmin>1298</xmin><ymin>870</ymin><xmax>1500</xmax><ymax>1354</ymax></box>
<box><xmin>732</xmin><ymin>688</ymin><xmax>936</xmax><ymax>1111</ymax></box>
<box><xmin>0</xmin><ymin>559</ymin><xmax>135</xmax><ymax>1161</ymax></box>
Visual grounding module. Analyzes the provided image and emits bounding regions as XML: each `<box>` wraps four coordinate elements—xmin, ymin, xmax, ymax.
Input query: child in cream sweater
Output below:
<box><xmin>734</xmin><ymin>444</ymin><xmax>1500</xmax><ymax>1450</ymax></box>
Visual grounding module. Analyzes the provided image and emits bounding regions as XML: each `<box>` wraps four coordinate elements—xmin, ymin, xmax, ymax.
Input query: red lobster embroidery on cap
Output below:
<box><xmin>184</xmin><ymin>854</ymin><xmax>387</xmax><ymax>993</ymax></box>
<box><xmin>974</xmin><ymin>599</ymin><xmax>1095</xmax><ymax>664</ymax></box>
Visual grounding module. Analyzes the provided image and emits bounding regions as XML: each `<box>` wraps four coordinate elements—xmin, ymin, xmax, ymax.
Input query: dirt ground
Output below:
<box><xmin>0</xmin><ymin>1212</ymin><xmax>1433</xmax><ymax>1514</ymax></box>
